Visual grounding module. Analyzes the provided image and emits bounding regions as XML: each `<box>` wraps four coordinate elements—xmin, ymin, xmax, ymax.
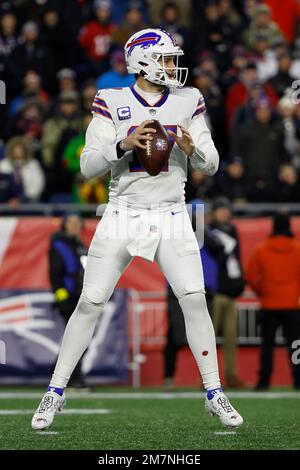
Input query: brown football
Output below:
<box><xmin>134</xmin><ymin>120</ymin><xmax>172</xmax><ymax>176</ymax></box>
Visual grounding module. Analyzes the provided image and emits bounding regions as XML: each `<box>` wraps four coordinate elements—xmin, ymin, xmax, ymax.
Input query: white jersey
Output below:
<box><xmin>80</xmin><ymin>83</ymin><xmax>219</xmax><ymax>209</ymax></box>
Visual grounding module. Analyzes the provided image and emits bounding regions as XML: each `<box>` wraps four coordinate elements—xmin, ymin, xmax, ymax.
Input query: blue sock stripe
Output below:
<box><xmin>206</xmin><ymin>387</ymin><xmax>223</xmax><ymax>400</ymax></box>
<box><xmin>48</xmin><ymin>386</ymin><xmax>64</xmax><ymax>396</ymax></box>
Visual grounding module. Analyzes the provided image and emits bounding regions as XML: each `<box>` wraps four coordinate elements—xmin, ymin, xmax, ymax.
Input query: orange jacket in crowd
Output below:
<box><xmin>245</xmin><ymin>235</ymin><xmax>300</xmax><ymax>310</ymax></box>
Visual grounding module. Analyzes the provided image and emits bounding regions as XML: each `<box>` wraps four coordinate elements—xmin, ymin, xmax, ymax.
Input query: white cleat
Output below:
<box><xmin>205</xmin><ymin>391</ymin><xmax>243</xmax><ymax>428</ymax></box>
<box><xmin>31</xmin><ymin>391</ymin><xmax>66</xmax><ymax>430</ymax></box>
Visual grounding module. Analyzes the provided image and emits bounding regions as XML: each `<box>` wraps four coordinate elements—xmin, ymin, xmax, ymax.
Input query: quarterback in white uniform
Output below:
<box><xmin>32</xmin><ymin>29</ymin><xmax>243</xmax><ymax>430</ymax></box>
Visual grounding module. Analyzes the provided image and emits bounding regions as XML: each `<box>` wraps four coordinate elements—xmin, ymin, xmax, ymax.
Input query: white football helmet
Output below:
<box><xmin>124</xmin><ymin>28</ymin><xmax>188</xmax><ymax>88</ymax></box>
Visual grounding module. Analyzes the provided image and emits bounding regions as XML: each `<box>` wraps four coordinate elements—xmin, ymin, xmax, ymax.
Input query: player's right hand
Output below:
<box><xmin>120</xmin><ymin>120</ymin><xmax>156</xmax><ymax>151</ymax></box>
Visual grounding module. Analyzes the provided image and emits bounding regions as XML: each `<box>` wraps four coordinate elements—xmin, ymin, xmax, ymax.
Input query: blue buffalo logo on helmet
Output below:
<box><xmin>126</xmin><ymin>31</ymin><xmax>162</xmax><ymax>56</ymax></box>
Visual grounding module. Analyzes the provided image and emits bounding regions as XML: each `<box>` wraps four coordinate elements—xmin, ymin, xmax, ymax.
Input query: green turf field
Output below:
<box><xmin>0</xmin><ymin>389</ymin><xmax>299</xmax><ymax>450</ymax></box>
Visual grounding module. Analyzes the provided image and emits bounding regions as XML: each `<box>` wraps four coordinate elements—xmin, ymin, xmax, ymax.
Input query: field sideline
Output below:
<box><xmin>0</xmin><ymin>388</ymin><xmax>299</xmax><ymax>450</ymax></box>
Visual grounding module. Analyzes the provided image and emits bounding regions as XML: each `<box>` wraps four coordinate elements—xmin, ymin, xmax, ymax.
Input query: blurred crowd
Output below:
<box><xmin>1</xmin><ymin>0</ymin><xmax>300</xmax><ymax>206</ymax></box>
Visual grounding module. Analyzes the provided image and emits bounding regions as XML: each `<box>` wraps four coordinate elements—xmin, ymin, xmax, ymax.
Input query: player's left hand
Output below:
<box><xmin>167</xmin><ymin>125</ymin><xmax>195</xmax><ymax>157</ymax></box>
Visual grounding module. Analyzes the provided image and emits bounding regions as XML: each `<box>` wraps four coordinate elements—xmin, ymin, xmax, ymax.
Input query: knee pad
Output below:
<box><xmin>178</xmin><ymin>291</ymin><xmax>207</xmax><ymax>313</ymax></box>
<box><xmin>173</xmin><ymin>280</ymin><xmax>205</xmax><ymax>300</ymax></box>
<box><xmin>80</xmin><ymin>285</ymin><xmax>107</xmax><ymax>307</ymax></box>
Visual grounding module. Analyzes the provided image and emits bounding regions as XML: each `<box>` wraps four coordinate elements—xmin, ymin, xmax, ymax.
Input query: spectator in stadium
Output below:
<box><xmin>218</xmin><ymin>0</ymin><xmax>244</xmax><ymax>39</ymax></box>
<box><xmin>231</xmin><ymin>96</ymin><xmax>288</xmax><ymax>201</ymax></box>
<box><xmin>272</xmin><ymin>164</ymin><xmax>300</xmax><ymax>203</ymax></box>
<box><xmin>39</xmin><ymin>7</ymin><xmax>71</xmax><ymax>73</ymax></box>
<box><xmin>243</xmin><ymin>4</ymin><xmax>283</xmax><ymax>50</ymax></box>
<box><xmin>243</xmin><ymin>0</ymin><xmax>260</xmax><ymax>23</ymax></box>
<box><xmin>196</xmin><ymin>51</ymin><xmax>220</xmax><ymax>81</ymax></box>
<box><xmin>57</xmin><ymin>68</ymin><xmax>77</xmax><ymax>94</ymax></box>
<box><xmin>151</xmin><ymin>0</ymin><xmax>191</xmax><ymax>28</ymax></box>
<box><xmin>210</xmin><ymin>197</ymin><xmax>245</xmax><ymax>388</ymax></box>
<box><xmin>157</xmin><ymin>1</ymin><xmax>189</xmax><ymax>49</ymax></box>
<box><xmin>80</xmin><ymin>80</ymin><xmax>98</xmax><ymax>114</ymax></box>
<box><xmin>78</xmin><ymin>0</ymin><xmax>115</xmax><ymax>76</ymax></box>
<box><xmin>41</xmin><ymin>90</ymin><xmax>82</xmax><ymax>168</ymax></box>
<box><xmin>49</xmin><ymin>212</ymin><xmax>87</xmax><ymax>389</ymax></box>
<box><xmin>8</xmin><ymin>70</ymin><xmax>49</xmax><ymax>117</ymax></box>
<box><xmin>268</xmin><ymin>50</ymin><xmax>295</xmax><ymax>97</ymax></box>
<box><xmin>231</xmin><ymin>79</ymin><xmax>264</xmax><ymax>133</ymax></box>
<box><xmin>226</xmin><ymin>62</ymin><xmax>278</xmax><ymax>130</ymax></box>
<box><xmin>111</xmin><ymin>2</ymin><xmax>147</xmax><ymax>48</ymax></box>
<box><xmin>63</xmin><ymin>113</ymin><xmax>92</xmax><ymax>175</ymax></box>
<box><xmin>6</xmin><ymin>99</ymin><xmax>45</xmax><ymax>154</ymax></box>
<box><xmin>0</xmin><ymin>136</ymin><xmax>45</xmax><ymax>201</ymax></box>
<box><xmin>212</xmin><ymin>156</ymin><xmax>247</xmax><ymax>203</ymax></box>
<box><xmin>192</xmin><ymin>66</ymin><xmax>225</xmax><ymax>155</ymax></box>
<box><xmin>193</xmin><ymin>0</ymin><xmax>235</xmax><ymax>70</ymax></box>
<box><xmin>61</xmin><ymin>113</ymin><xmax>109</xmax><ymax>203</ymax></box>
<box><xmin>0</xmin><ymin>11</ymin><xmax>18</xmax><ymax>57</ymax></box>
<box><xmin>96</xmin><ymin>49</ymin><xmax>134</xmax><ymax>89</ymax></box>
<box><xmin>47</xmin><ymin>68</ymin><xmax>78</xmax><ymax>119</ymax></box>
<box><xmin>185</xmin><ymin>168</ymin><xmax>215</xmax><ymax>202</ymax></box>
<box><xmin>222</xmin><ymin>45</ymin><xmax>251</xmax><ymax>90</ymax></box>
<box><xmin>246</xmin><ymin>212</ymin><xmax>300</xmax><ymax>389</ymax></box>
<box><xmin>0</xmin><ymin>10</ymin><xmax>20</xmax><ymax>99</ymax></box>
<box><xmin>251</xmin><ymin>34</ymin><xmax>278</xmax><ymax>81</ymax></box>
<box><xmin>11</xmin><ymin>21</ymin><xmax>55</xmax><ymax>91</ymax></box>
<box><xmin>110</xmin><ymin>0</ymin><xmax>149</xmax><ymax>24</ymax></box>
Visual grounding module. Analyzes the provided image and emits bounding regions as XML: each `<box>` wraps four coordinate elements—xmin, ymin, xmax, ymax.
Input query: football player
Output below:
<box><xmin>32</xmin><ymin>29</ymin><xmax>243</xmax><ymax>430</ymax></box>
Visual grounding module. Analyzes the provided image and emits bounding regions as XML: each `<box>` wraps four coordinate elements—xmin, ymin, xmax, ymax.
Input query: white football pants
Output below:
<box><xmin>50</xmin><ymin>203</ymin><xmax>221</xmax><ymax>390</ymax></box>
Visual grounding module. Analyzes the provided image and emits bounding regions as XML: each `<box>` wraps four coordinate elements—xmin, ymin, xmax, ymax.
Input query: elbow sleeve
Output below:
<box><xmin>190</xmin><ymin>145</ymin><xmax>219</xmax><ymax>175</ymax></box>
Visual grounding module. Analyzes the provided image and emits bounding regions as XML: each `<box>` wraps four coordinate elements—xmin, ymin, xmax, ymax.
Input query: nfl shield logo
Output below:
<box><xmin>149</xmin><ymin>109</ymin><xmax>156</xmax><ymax>116</ymax></box>
<box><xmin>156</xmin><ymin>138</ymin><xmax>168</xmax><ymax>151</ymax></box>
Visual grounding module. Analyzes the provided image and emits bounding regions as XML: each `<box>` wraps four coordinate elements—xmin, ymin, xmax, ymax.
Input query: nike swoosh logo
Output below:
<box><xmin>171</xmin><ymin>211</ymin><xmax>183</xmax><ymax>215</ymax></box>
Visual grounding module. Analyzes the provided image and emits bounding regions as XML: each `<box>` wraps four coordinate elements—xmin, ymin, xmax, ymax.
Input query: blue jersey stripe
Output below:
<box><xmin>92</xmin><ymin>106</ymin><xmax>112</xmax><ymax>120</ymax></box>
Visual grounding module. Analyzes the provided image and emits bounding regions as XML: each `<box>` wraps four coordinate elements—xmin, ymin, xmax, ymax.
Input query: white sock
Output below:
<box><xmin>178</xmin><ymin>292</ymin><xmax>221</xmax><ymax>391</ymax></box>
<box><xmin>50</xmin><ymin>293</ymin><xmax>103</xmax><ymax>389</ymax></box>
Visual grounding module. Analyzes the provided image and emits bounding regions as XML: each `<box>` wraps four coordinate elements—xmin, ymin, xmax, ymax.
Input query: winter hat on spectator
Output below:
<box><xmin>228</xmin><ymin>155</ymin><xmax>244</xmax><ymax>165</ymax></box>
<box><xmin>57</xmin><ymin>68</ymin><xmax>76</xmax><ymax>81</ymax></box>
<box><xmin>255</xmin><ymin>4</ymin><xmax>271</xmax><ymax>16</ymax></box>
<box><xmin>6</xmin><ymin>137</ymin><xmax>33</xmax><ymax>162</ymax></box>
<box><xmin>242</xmin><ymin>61</ymin><xmax>257</xmax><ymax>71</ymax></box>
<box><xmin>232</xmin><ymin>45</ymin><xmax>248</xmax><ymax>58</ymax></box>
<box><xmin>212</xmin><ymin>196</ymin><xmax>231</xmax><ymax>211</ymax></box>
<box><xmin>94</xmin><ymin>0</ymin><xmax>112</xmax><ymax>11</ymax></box>
<box><xmin>22</xmin><ymin>21</ymin><xmax>39</xmax><ymax>33</ymax></box>
<box><xmin>254</xmin><ymin>96</ymin><xmax>272</xmax><ymax>110</ymax></box>
<box><xmin>127</xmin><ymin>0</ymin><xmax>143</xmax><ymax>11</ymax></box>
<box><xmin>192</xmin><ymin>66</ymin><xmax>211</xmax><ymax>78</ymax></box>
<box><xmin>198</xmin><ymin>50</ymin><xmax>216</xmax><ymax>64</ymax></box>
